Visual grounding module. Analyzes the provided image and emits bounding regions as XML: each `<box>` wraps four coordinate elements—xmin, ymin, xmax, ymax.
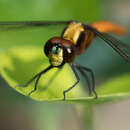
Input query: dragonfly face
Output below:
<box><xmin>44</xmin><ymin>37</ymin><xmax>76</xmax><ymax>67</ymax></box>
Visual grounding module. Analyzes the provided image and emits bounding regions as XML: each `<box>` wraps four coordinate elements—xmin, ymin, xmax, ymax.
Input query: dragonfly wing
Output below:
<box><xmin>0</xmin><ymin>21</ymin><xmax>70</xmax><ymax>31</ymax></box>
<box><xmin>86</xmin><ymin>25</ymin><xmax>130</xmax><ymax>62</ymax></box>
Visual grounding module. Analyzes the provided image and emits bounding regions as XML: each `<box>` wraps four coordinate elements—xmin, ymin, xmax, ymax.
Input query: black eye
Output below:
<box><xmin>63</xmin><ymin>45</ymin><xmax>76</xmax><ymax>62</ymax></box>
<box><xmin>44</xmin><ymin>40</ymin><xmax>52</xmax><ymax>56</ymax></box>
<box><xmin>66</xmin><ymin>48</ymin><xmax>72</xmax><ymax>54</ymax></box>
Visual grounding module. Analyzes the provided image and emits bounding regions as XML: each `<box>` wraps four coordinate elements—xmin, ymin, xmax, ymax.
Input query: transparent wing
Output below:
<box><xmin>86</xmin><ymin>25</ymin><xmax>130</xmax><ymax>62</ymax></box>
<box><xmin>0</xmin><ymin>21</ymin><xmax>70</xmax><ymax>31</ymax></box>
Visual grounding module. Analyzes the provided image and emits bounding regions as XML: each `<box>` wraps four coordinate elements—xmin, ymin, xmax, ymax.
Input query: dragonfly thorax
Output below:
<box><xmin>63</xmin><ymin>21</ymin><xmax>84</xmax><ymax>44</ymax></box>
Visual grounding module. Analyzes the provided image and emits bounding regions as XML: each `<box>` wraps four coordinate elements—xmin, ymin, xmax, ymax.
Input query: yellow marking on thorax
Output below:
<box><xmin>63</xmin><ymin>22</ymin><xmax>84</xmax><ymax>44</ymax></box>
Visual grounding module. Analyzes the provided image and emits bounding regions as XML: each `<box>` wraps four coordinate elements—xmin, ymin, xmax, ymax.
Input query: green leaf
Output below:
<box><xmin>0</xmin><ymin>46</ymin><xmax>130</xmax><ymax>103</ymax></box>
<box><xmin>56</xmin><ymin>93</ymin><xmax>130</xmax><ymax>104</ymax></box>
<box><xmin>98</xmin><ymin>74</ymin><xmax>130</xmax><ymax>95</ymax></box>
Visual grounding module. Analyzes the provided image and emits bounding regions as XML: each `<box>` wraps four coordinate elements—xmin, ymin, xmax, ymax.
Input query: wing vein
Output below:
<box><xmin>85</xmin><ymin>25</ymin><xmax>130</xmax><ymax>62</ymax></box>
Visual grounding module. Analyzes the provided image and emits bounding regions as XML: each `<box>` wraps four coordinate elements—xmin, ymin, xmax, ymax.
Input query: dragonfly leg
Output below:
<box><xmin>73</xmin><ymin>64</ymin><xmax>98</xmax><ymax>99</ymax></box>
<box><xmin>63</xmin><ymin>63</ymin><xmax>80</xmax><ymax>100</ymax></box>
<box><xmin>16</xmin><ymin>65</ymin><xmax>53</xmax><ymax>95</ymax></box>
<box><xmin>28</xmin><ymin>74</ymin><xmax>42</xmax><ymax>96</ymax></box>
<box><xmin>76</xmin><ymin>66</ymin><xmax>92</xmax><ymax>96</ymax></box>
<box><xmin>16</xmin><ymin>73</ymin><xmax>42</xmax><ymax>88</ymax></box>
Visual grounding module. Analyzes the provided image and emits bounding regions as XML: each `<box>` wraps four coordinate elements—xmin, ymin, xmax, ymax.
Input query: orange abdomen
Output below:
<box><xmin>92</xmin><ymin>21</ymin><xmax>127</xmax><ymax>36</ymax></box>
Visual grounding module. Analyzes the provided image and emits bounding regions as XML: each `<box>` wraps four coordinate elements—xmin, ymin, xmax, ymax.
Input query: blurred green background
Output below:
<box><xmin>0</xmin><ymin>0</ymin><xmax>130</xmax><ymax>130</ymax></box>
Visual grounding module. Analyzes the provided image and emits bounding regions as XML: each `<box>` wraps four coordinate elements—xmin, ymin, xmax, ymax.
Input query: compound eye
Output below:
<box><xmin>51</xmin><ymin>46</ymin><xmax>61</xmax><ymax>54</ymax></box>
<box><xmin>66</xmin><ymin>47</ymin><xmax>72</xmax><ymax>54</ymax></box>
<box><xmin>44</xmin><ymin>41</ymin><xmax>52</xmax><ymax>57</ymax></box>
<box><xmin>63</xmin><ymin>45</ymin><xmax>76</xmax><ymax>63</ymax></box>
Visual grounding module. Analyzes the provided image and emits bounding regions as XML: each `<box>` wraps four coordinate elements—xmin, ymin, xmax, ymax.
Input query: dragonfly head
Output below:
<box><xmin>44</xmin><ymin>37</ymin><xmax>76</xmax><ymax>67</ymax></box>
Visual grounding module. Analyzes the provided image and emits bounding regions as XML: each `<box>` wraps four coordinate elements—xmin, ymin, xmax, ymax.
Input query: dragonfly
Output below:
<box><xmin>0</xmin><ymin>20</ymin><xmax>130</xmax><ymax>100</ymax></box>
